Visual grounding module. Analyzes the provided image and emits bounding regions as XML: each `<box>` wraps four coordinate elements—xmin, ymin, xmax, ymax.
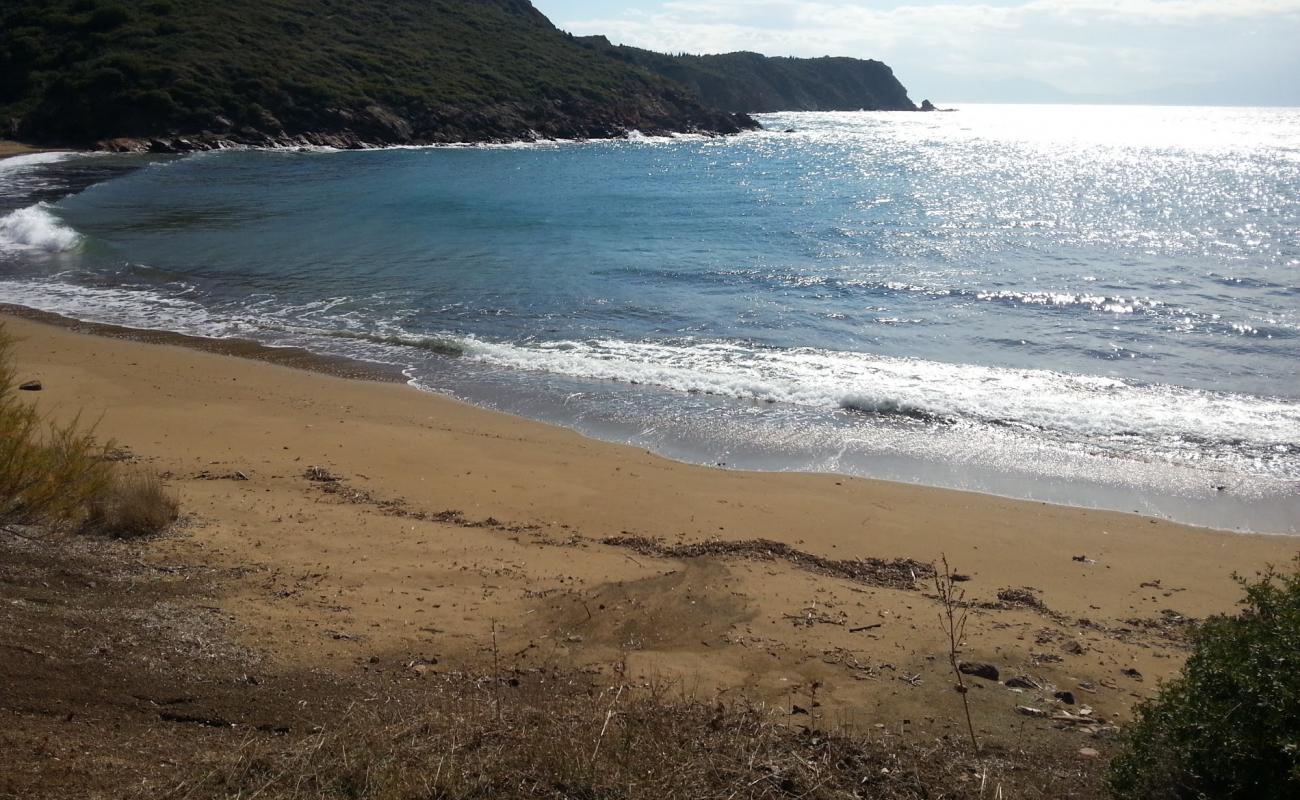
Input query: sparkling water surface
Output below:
<box><xmin>2</xmin><ymin>105</ymin><xmax>1298</xmax><ymax>531</ymax></box>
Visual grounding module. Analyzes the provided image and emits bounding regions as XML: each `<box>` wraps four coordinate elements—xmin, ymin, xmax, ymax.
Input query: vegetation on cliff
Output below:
<box><xmin>580</xmin><ymin>37</ymin><xmax>917</xmax><ymax>113</ymax></box>
<box><xmin>0</xmin><ymin>0</ymin><xmax>754</xmax><ymax>148</ymax></box>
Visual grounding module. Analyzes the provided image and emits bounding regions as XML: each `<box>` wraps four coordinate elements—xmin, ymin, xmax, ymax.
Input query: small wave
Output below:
<box><xmin>321</xmin><ymin>329</ymin><xmax>464</xmax><ymax>357</ymax></box>
<box><xmin>839</xmin><ymin>396</ymin><xmax>948</xmax><ymax>422</ymax></box>
<box><xmin>0</xmin><ymin>204</ymin><xmax>82</xmax><ymax>253</ymax></box>
<box><xmin>457</xmin><ymin>336</ymin><xmax>1300</xmax><ymax>469</ymax></box>
<box><xmin>0</xmin><ymin>151</ymin><xmax>79</xmax><ymax>174</ymax></box>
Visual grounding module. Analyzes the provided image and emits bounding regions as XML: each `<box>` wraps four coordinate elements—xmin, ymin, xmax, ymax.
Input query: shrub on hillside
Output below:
<box><xmin>83</xmin><ymin>466</ymin><xmax>179</xmax><ymax>538</ymax></box>
<box><xmin>0</xmin><ymin>325</ymin><xmax>111</xmax><ymax>534</ymax></box>
<box><xmin>1108</xmin><ymin>561</ymin><xmax>1300</xmax><ymax>799</ymax></box>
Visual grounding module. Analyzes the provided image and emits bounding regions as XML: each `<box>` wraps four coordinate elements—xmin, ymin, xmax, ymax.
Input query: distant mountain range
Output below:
<box><xmin>0</xmin><ymin>0</ymin><xmax>919</xmax><ymax>152</ymax></box>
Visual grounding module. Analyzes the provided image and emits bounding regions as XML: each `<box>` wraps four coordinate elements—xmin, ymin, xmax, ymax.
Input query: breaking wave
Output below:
<box><xmin>457</xmin><ymin>336</ymin><xmax>1300</xmax><ymax>470</ymax></box>
<box><xmin>0</xmin><ymin>204</ymin><xmax>82</xmax><ymax>253</ymax></box>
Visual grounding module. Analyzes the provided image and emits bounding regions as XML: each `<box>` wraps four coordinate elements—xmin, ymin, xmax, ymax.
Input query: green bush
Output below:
<box><xmin>1108</xmin><ymin>561</ymin><xmax>1300</xmax><ymax>799</ymax></box>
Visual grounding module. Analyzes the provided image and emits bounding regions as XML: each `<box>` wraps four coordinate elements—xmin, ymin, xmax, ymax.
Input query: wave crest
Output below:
<box><xmin>0</xmin><ymin>204</ymin><xmax>82</xmax><ymax>253</ymax></box>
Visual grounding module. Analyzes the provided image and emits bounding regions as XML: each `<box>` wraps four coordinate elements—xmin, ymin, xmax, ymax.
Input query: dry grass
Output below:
<box><xmin>159</xmin><ymin>674</ymin><xmax>1108</xmax><ymax>800</ymax></box>
<box><xmin>83</xmin><ymin>467</ymin><xmax>180</xmax><ymax>539</ymax></box>
<box><xmin>0</xmin><ymin>325</ymin><xmax>111</xmax><ymax>534</ymax></box>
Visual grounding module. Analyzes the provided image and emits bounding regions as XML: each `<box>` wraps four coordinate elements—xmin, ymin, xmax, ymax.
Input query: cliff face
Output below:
<box><xmin>0</xmin><ymin>0</ymin><xmax>755</xmax><ymax>150</ymax></box>
<box><xmin>580</xmin><ymin>38</ymin><xmax>917</xmax><ymax>114</ymax></box>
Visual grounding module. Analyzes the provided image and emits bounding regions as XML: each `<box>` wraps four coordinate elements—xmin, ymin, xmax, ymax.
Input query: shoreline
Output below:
<box><xmin>3</xmin><ymin>300</ymin><xmax>1293</xmax><ymax>536</ymax></box>
<box><xmin>5</xmin><ymin>307</ymin><xmax>1298</xmax><ymax>753</ymax></box>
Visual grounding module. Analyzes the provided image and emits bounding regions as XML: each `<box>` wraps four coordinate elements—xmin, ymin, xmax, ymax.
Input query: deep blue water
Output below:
<box><xmin>2</xmin><ymin>105</ymin><xmax>1298</xmax><ymax>531</ymax></box>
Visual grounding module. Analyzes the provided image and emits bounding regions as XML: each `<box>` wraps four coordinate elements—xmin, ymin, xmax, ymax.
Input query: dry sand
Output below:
<box><xmin>0</xmin><ymin>141</ymin><xmax>50</xmax><ymax>160</ymax></box>
<box><xmin>5</xmin><ymin>310</ymin><xmax>1297</xmax><ymax>746</ymax></box>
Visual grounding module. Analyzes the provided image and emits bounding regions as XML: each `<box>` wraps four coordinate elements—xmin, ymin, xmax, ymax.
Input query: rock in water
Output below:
<box><xmin>920</xmin><ymin>99</ymin><xmax>937</xmax><ymax>112</ymax></box>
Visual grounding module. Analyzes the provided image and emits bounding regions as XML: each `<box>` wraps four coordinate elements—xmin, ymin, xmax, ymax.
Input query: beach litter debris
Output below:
<box><xmin>304</xmin><ymin>465</ymin><xmax>342</xmax><ymax>482</ymax></box>
<box><xmin>194</xmin><ymin>469</ymin><xmax>248</xmax><ymax>481</ymax></box>
<box><xmin>1004</xmin><ymin>676</ymin><xmax>1040</xmax><ymax>690</ymax></box>
<box><xmin>849</xmin><ymin>623</ymin><xmax>883</xmax><ymax>633</ymax></box>
<box><xmin>958</xmin><ymin>661</ymin><xmax>1000</xmax><ymax>681</ymax></box>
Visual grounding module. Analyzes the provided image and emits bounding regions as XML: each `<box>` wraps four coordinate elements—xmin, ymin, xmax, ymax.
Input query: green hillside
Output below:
<box><xmin>0</xmin><ymin>0</ymin><xmax>754</xmax><ymax>148</ymax></box>
<box><xmin>580</xmin><ymin>38</ymin><xmax>917</xmax><ymax>113</ymax></box>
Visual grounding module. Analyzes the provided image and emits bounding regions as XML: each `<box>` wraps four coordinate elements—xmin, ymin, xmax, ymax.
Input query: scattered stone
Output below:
<box><xmin>1062</xmin><ymin>640</ymin><xmax>1086</xmax><ymax>655</ymax></box>
<box><xmin>958</xmin><ymin>661</ymin><xmax>999</xmax><ymax>681</ymax></box>
<box><xmin>791</xmin><ymin>704</ymin><xmax>810</xmax><ymax>715</ymax></box>
<box><xmin>1072</xmin><ymin>554</ymin><xmax>1096</xmax><ymax>564</ymax></box>
<box><xmin>1004</xmin><ymin>676</ymin><xmax>1039</xmax><ymax>690</ymax></box>
<box><xmin>18</xmin><ymin>380</ymin><xmax>41</xmax><ymax>391</ymax></box>
<box><xmin>1016</xmin><ymin>705</ymin><xmax>1048</xmax><ymax>718</ymax></box>
<box><xmin>1054</xmin><ymin>690</ymin><xmax>1076</xmax><ymax>705</ymax></box>
<box><xmin>1121</xmin><ymin>667</ymin><xmax>1144</xmax><ymax>681</ymax></box>
<box><xmin>1077</xmin><ymin>680</ymin><xmax>1096</xmax><ymax>691</ymax></box>
<box><xmin>1079</xmin><ymin>747</ymin><xmax>1101</xmax><ymax>759</ymax></box>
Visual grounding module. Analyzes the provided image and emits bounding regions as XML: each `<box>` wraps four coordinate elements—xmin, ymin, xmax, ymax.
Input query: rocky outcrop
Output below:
<box><xmin>1</xmin><ymin>0</ymin><xmax>755</xmax><ymax>151</ymax></box>
<box><xmin>580</xmin><ymin>38</ymin><xmax>918</xmax><ymax>113</ymax></box>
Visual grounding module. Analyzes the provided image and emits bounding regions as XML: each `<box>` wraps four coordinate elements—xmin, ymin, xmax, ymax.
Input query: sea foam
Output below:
<box><xmin>457</xmin><ymin>336</ymin><xmax>1300</xmax><ymax>471</ymax></box>
<box><xmin>0</xmin><ymin>204</ymin><xmax>82</xmax><ymax>253</ymax></box>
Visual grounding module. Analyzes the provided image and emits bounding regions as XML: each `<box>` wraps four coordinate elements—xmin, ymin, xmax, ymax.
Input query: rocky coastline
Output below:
<box><xmin>90</xmin><ymin>99</ymin><xmax>759</xmax><ymax>155</ymax></box>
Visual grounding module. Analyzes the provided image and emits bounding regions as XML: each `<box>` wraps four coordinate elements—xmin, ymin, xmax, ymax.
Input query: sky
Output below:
<box><xmin>532</xmin><ymin>1</ymin><xmax>1300</xmax><ymax>105</ymax></box>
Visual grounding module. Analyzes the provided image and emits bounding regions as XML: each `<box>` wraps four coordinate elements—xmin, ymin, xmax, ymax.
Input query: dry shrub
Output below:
<box><xmin>84</xmin><ymin>467</ymin><xmax>180</xmax><ymax>538</ymax></box>
<box><xmin>0</xmin><ymin>325</ymin><xmax>112</xmax><ymax>534</ymax></box>
<box><xmin>162</xmin><ymin>675</ymin><xmax>1107</xmax><ymax>800</ymax></box>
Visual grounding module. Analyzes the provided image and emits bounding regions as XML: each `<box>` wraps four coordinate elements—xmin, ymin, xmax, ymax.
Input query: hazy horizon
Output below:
<box><xmin>534</xmin><ymin>1</ymin><xmax>1300</xmax><ymax>107</ymax></box>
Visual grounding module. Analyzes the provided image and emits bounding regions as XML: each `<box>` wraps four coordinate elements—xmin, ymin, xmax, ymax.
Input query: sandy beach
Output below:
<box><xmin>0</xmin><ymin>141</ymin><xmax>50</xmax><ymax>160</ymax></box>
<box><xmin>4</xmin><ymin>308</ymin><xmax>1295</xmax><ymax>742</ymax></box>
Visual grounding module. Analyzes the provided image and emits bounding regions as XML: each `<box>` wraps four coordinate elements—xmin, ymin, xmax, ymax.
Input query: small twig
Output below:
<box><xmin>589</xmin><ymin>683</ymin><xmax>626</xmax><ymax>767</ymax></box>
<box><xmin>490</xmin><ymin>619</ymin><xmax>502</xmax><ymax>724</ymax></box>
<box><xmin>934</xmin><ymin>554</ymin><xmax>979</xmax><ymax>753</ymax></box>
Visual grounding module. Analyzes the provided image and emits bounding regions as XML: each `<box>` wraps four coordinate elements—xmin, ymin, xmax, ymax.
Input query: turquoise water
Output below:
<box><xmin>2</xmin><ymin>105</ymin><xmax>1298</xmax><ymax>531</ymax></box>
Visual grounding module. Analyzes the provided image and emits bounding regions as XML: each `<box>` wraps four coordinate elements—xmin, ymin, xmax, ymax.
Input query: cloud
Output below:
<box><xmin>552</xmin><ymin>0</ymin><xmax>1300</xmax><ymax>100</ymax></box>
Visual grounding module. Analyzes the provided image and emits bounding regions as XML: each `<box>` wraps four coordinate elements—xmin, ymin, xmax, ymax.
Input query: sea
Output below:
<box><xmin>2</xmin><ymin>104</ymin><xmax>1297</xmax><ymax>533</ymax></box>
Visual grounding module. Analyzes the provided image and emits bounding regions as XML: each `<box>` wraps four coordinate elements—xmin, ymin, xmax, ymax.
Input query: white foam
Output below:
<box><xmin>0</xmin><ymin>204</ymin><xmax>82</xmax><ymax>253</ymax></box>
<box><xmin>458</xmin><ymin>337</ymin><xmax>1300</xmax><ymax>462</ymax></box>
<box><xmin>0</xmin><ymin>151</ymin><xmax>79</xmax><ymax>174</ymax></box>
